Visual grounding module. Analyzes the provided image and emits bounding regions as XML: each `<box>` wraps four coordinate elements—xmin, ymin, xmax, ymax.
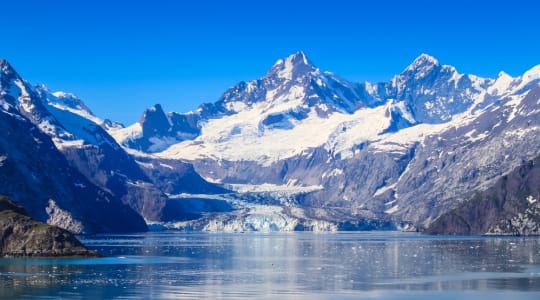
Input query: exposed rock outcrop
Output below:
<box><xmin>486</xmin><ymin>197</ymin><xmax>540</xmax><ymax>235</ymax></box>
<box><xmin>426</xmin><ymin>155</ymin><xmax>540</xmax><ymax>235</ymax></box>
<box><xmin>0</xmin><ymin>196</ymin><xmax>99</xmax><ymax>257</ymax></box>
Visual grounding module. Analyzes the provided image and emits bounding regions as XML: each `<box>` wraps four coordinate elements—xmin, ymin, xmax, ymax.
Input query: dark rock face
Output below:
<box><xmin>0</xmin><ymin>61</ymin><xmax>148</xmax><ymax>234</ymax></box>
<box><xmin>135</xmin><ymin>157</ymin><xmax>229</xmax><ymax>195</ymax></box>
<box><xmin>0</xmin><ymin>196</ymin><xmax>99</xmax><ymax>257</ymax></box>
<box><xmin>160</xmin><ymin>198</ymin><xmax>234</xmax><ymax>222</ymax></box>
<box><xmin>487</xmin><ymin>201</ymin><xmax>540</xmax><ymax>235</ymax></box>
<box><xmin>126</xmin><ymin>104</ymin><xmax>179</xmax><ymax>152</ymax></box>
<box><xmin>0</xmin><ymin>57</ymin><xmax>229</xmax><ymax>228</ymax></box>
<box><xmin>33</xmin><ymin>87</ymin><xmax>172</xmax><ymax>223</ymax></box>
<box><xmin>382</xmin><ymin>103</ymin><xmax>415</xmax><ymax>134</ymax></box>
<box><xmin>426</xmin><ymin>155</ymin><xmax>540</xmax><ymax>235</ymax></box>
<box><xmin>123</xmin><ymin>106</ymin><xmax>202</xmax><ymax>153</ymax></box>
<box><xmin>58</xmin><ymin>141</ymin><xmax>169</xmax><ymax>223</ymax></box>
<box><xmin>140</xmin><ymin>104</ymin><xmax>170</xmax><ymax>137</ymax></box>
<box><xmin>0</xmin><ymin>107</ymin><xmax>147</xmax><ymax>233</ymax></box>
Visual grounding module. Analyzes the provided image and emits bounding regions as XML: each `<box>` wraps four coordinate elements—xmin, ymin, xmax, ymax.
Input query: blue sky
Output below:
<box><xmin>3</xmin><ymin>0</ymin><xmax>540</xmax><ymax>124</ymax></box>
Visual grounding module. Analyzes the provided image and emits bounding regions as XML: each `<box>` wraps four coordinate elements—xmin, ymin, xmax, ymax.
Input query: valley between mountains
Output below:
<box><xmin>1</xmin><ymin>52</ymin><xmax>539</xmax><ymax>235</ymax></box>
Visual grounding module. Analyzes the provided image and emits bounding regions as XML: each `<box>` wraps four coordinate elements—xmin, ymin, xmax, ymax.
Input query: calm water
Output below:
<box><xmin>1</xmin><ymin>232</ymin><xmax>540</xmax><ymax>299</ymax></box>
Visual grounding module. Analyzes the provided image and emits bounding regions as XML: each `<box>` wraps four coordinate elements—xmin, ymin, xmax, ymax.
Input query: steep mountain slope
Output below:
<box><xmin>0</xmin><ymin>61</ymin><xmax>232</xmax><ymax>231</ymax></box>
<box><xmin>114</xmin><ymin>52</ymin><xmax>494</xmax><ymax>164</ymax></box>
<box><xmin>426</xmin><ymin>153</ymin><xmax>540</xmax><ymax>235</ymax></box>
<box><xmin>112</xmin><ymin>52</ymin><xmax>540</xmax><ymax>231</ymax></box>
<box><xmin>0</xmin><ymin>59</ymin><xmax>160</xmax><ymax>222</ymax></box>
<box><xmin>1</xmin><ymin>59</ymin><xmax>228</xmax><ymax>225</ymax></box>
<box><xmin>0</xmin><ymin>60</ymin><xmax>147</xmax><ymax>233</ymax></box>
<box><xmin>111</xmin><ymin>52</ymin><xmax>377</xmax><ymax>154</ymax></box>
<box><xmin>2</xmin><ymin>52</ymin><xmax>539</xmax><ymax>233</ymax></box>
<box><xmin>34</xmin><ymin>86</ymin><xmax>171</xmax><ymax>222</ymax></box>
<box><xmin>0</xmin><ymin>195</ymin><xmax>100</xmax><ymax>257</ymax></box>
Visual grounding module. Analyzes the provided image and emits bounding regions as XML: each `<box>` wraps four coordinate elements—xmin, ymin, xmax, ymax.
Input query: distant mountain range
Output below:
<box><xmin>1</xmin><ymin>52</ymin><xmax>539</xmax><ymax>234</ymax></box>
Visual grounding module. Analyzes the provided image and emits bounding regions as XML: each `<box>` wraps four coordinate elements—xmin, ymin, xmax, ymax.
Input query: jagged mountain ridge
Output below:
<box><xmin>112</xmin><ymin>51</ymin><xmax>384</xmax><ymax>153</ymax></box>
<box><xmin>0</xmin><ymin>59</ymin><xmax>228</xmax><ymax>232</ymax></box>
<box><xmin>111</xmin><ymin>52</ymin><xmax>540</xmax><ymax>231</ymax></box>
<box><xmin>115</xmin><ymin>52</ymin><xmax>540</xmax><ymax>170</ymax></box>
<box><xmin>1</xmin><ymin>52</ymin><xmax>539</xmax><ymax>233</ymax></box>
<box><xmin>112</xmin><ymin>52</ymin><xmax>496</xmax><ymax>157</ymax></box>
<box><xmin>0</xmin><ymin>59</ymin><xmax>148</xmax><ymax>233</ymax></box>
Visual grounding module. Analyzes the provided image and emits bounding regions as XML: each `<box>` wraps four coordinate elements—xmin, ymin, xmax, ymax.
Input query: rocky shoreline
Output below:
<box><xmin>0</xmin><ymin>196</ymin><xmax>100</xmax><ymax>257</ymax></box>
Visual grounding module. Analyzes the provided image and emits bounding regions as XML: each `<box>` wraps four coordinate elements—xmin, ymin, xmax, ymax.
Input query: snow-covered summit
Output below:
<box><xmin>113</xmin><ymin>52</ymin><xmax>372</xmax><ymax>152</ymax></box>
<box><xmin>37</xmin><ymin>85</ymin><xmax>93</xmax><ymax>115</ymax></box>
<box><xmin>399</xmin><ymin>53</ymin><xmax>448</xmax><ymax>83</ymax></box>
<box><xmin>217</xmin><ymin>51</ymin><xmax>365</xmax><ymax>114</ymax></box>
<box><xmin>390</xmin><ymin>53</ymin><xmax>491</xmax><ymax>123</ymax></box>
<box><xmin>518</xmin><ymin>64</ymin><xmax>540</xmax><ymax>92</ymax></box>
<box><xmin>486</xmin><ymin>64</ymin><xmax>540</xmax><ymax>97</ymax></box>
<box><xmin>0</xmin><ymin>61</ymin><xmax>121</xmax><ymax>151</ymax></box>
<box><xmin>404</xmin><ymin>53</ymin><xmax>440</xmax><ymax>73</ymax></box>
<box><xmin>35</xmin><ymin>85</ymin><xmax>123</xmax><ymax>131</ymax></box>
<box><xmin>1</xmin><ymin>55</ymin><xmax>539</xmax><ymax>233</ymax></box>
<box><xmin>523</xmin><ymin>64</ymin><xmax>540</xmax><ymax>81</ymax></box>
<box><xmin>267</xmin><ymin>51</ymin><xmax>317</xmax><ymax>80</ymax></box>
<box><xmin>112</xmin><ymin>51</ymin><xmax>540</xmax><ymax>170</ymax></box>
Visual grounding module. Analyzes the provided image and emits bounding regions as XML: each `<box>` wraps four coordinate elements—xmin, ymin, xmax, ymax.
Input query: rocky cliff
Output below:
<box><xmin>426</xmin><ymin>155</ymin><xmax>540</xmax><ymax>235</ymax></box>
<box><xmin>0</xmin><ymin>196</ymin><xmax>99</xmax><ymax>257</ymax></box>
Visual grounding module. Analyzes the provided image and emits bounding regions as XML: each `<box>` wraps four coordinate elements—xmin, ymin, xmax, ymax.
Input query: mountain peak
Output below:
<box><xmin>0</xmin><ymin>58</ymin><xmax>17</xmax><ymax>78</ymax></box>
<box><xmin>405</xmin><ymin>53</ymin><xmax>440</xmax><ymax>72</ymax></box>
<box><xmin>286</xmin><ymin>51</ymin><xmax>310</xmax><ymax>65</ymax></box>
<box><xmin>140</xmin><ymin>104</ymin><xmax>167</xmax><ymax>122</ymax></box>
<box><xmin>399</xmin><ymin>53</ymin><xmax>442</xmax><ymax>81</ymax></box>
<box><xmin>522</xmin><ymin>64</ymin><xmax>540</xmax><ymax>81</ymax></box>
<box><xmin>147</xmin><ymin>103</ymin><xmax>165</xmax><ymax>113</ymax></box>
<box><xmin>0</xmin><ymin>58</ymin><xmax>10</xmax><ymax>68</ymax></box>
<box><xmin>267</xmin><ymin>51</ymin><xmax>317</xmax><ymax>80</ymax></box>
<box><xmin>139</xmin><ymin>103</ymin><xmax>171</xmax><ymax>136</ymax></box>
<box><xmin>36</xmin><ymin>86</ymin><xmax>95</xmax><ymax>116</ymax></box>
<box><xmin>497</xmin><ymin>71</ymin><xmax>512</xmax><ymax>79</ymax></box>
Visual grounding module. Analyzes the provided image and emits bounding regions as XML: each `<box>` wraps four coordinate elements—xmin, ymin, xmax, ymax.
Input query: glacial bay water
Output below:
<box><xmin>1</xmin><ymin>232</ymin><xmax>540</xmax><ymax>299</ymax></box>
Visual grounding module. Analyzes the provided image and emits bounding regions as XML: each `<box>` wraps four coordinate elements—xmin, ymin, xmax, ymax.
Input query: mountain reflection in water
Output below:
<box><xmin>1</xmin><ymin>232</ymin><xmax>539</xmax><ymax>299</ymax></box>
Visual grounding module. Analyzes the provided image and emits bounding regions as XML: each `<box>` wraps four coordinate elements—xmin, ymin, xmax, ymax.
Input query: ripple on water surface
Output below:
<box><xmin>1</xmin><ymin>232</ymin><xmax>540</xmax><ymax>299</ymax></box>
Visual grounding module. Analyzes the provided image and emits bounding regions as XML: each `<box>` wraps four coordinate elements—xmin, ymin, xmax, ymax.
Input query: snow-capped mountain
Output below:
<box><xmin>113</xmin><ymin>52</ymin><xmax>540</xmax><ymax>232</ymax></box>
<box><xmin>0</xmin><ymin>59</ymin><xmax>229</xmax><ymax>232</ymax></box>
<box><xmin>111</xmin><ymin>51</ymin><xmax>379</xmax><ymax>153</ymax></box>
<box><xmin>114</xmin><ymin>52</ymin><xmax>504</xmax><ymax>165</ymax></box>
<box><xmin>390</xmin><ymin>54</ymin><xmax>492</xmax><ymax>123</ymax></box>
<box><xmin>2</xmin><ymin>51</ymin><xmax>539</xmax><ymax>234</ymax></box>
<box><xmin>38</xmin><ymin>86</ymin><xmax>123</xmax><ymax>131</ymax></box>
<box><xmin>0</xmin><ymin>59</ymin><xmax>147</xmax><ymax>233</ymax></box>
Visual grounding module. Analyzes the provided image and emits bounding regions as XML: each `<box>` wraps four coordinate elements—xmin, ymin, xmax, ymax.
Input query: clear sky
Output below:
<box><xmin>3</xmin><ymin>0</ymin><xmax>540</xmax><ymax>125</ymax></box>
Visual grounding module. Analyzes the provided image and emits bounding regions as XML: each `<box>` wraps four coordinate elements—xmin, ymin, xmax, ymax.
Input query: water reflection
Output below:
<box><xmin>0</xmin><ymin>232</ymin><xmax>539</xmax><ymax>299</ymax></box>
